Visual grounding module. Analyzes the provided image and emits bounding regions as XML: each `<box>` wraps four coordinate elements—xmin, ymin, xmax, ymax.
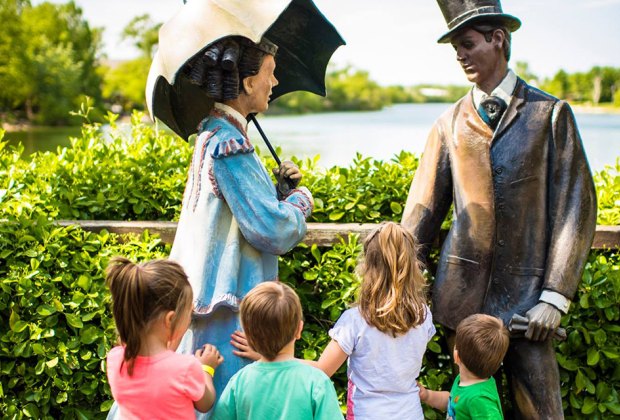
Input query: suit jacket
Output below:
<box><xmin>402</xmin><ymin>78</ymin><xmax>597</xmax><ymax>330</ymax></box>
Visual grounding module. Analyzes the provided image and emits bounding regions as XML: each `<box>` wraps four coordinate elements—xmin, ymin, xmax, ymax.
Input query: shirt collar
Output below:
<box><xmin>214</xmin><ymin>102</ymin><xmax>248</xmax><ymax>130</ymax></box>
<box><xmin>472</xmin><ymin>69</ymin><xmax>517</xmax><ymax>110</ymax></box>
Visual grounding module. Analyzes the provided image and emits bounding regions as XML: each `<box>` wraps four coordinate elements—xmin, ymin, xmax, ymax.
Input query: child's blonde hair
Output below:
<box><xmin>105</xmin><ymin>257</ymin><xmax>192</xmax><ymax>375</ymax></box>
<box><xmin>357</xmin><ymin>222</ymin><xmax>427</xmax><ymax>337</ymax></box>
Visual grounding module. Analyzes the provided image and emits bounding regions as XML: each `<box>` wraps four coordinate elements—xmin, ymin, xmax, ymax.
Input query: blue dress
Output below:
<box><xmin>170</xmin><ymin>103</ymin><xmax>313</xmax><ymax>411</ymax></box>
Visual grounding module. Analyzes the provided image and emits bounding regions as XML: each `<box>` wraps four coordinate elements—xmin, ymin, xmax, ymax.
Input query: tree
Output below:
<box><xmin>0</xmin><ymin>1</ymin><xmax>103</xmax><ymax>124</ymax></box>
<box><xmin>514</xmin><ymin>61</ymin><xmax>539</xmax><ymax>86</ymax></box>
<box><xmin>101</xmin><ymin>14</ymin><xmax>161</xmax><ymax>112</ymax></box>
<box><xmin>121</xmin><ymin>14</ymin><xmax>162</xmax><ymax>58</ymax></box>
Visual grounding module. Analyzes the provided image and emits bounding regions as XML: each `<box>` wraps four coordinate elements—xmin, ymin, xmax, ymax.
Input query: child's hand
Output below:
<box><xmin>195</xmin><ymin>344</ymin><xmax>224</xmax><ymax>368</ymax></box>
<box><xmin>417</xmin><ymin>381</ymin><xmax>428</xmax><ymax>402</ymax></box>
<box><xmin>231</xmin><ymin>330</ymin><xmax>261</xmax><ymax>361</ymax></box>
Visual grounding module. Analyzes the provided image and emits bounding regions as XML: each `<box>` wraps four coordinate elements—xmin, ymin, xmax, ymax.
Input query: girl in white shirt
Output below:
<box><xmin>233</xmin><ymin>221</ymin><xmax>435</xmax><ymax>419</ymax></box>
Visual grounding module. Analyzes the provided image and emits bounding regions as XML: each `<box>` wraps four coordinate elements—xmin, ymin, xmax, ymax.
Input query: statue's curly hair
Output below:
<box><xmin>185</xmin><ymin>36</ymin><xmax>278</xmax><ymax>101</ymax></box>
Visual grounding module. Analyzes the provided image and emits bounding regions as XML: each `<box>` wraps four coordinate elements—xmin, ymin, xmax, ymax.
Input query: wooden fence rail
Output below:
<box><xmin>56</xmin><ymin>221</ymin><xmax>620</xmax><ymax>249</ymax></box>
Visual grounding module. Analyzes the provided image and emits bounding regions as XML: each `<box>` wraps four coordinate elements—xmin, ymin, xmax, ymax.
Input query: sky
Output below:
<box><xmin>37</xmin><ymin>0</ymin><xmax>620</xmax><ymax>86</ymax></box>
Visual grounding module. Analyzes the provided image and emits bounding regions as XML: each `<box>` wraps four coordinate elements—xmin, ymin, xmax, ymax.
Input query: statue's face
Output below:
<box><xmin>244</xmin><ymin>54</ymin><xmax>279</xmax><ymax>114</ymax></box>
<box><xmin>451</xmin><ymin>28</ymin><xmax>503</xmax><ymax>86</ymax></box>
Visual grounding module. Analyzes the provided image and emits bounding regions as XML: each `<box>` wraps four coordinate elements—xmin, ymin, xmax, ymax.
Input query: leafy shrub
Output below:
<box><xmin>1</xmin><ymin>117</ymin><xmax>619</xmax><ymax>418</ymax></box>
<box><xmin>595</xmin><ymin>158</ymin><xmax>620</xmax><ymax>226</ymax></box>
<box><xmin>0</xmin><ymin>186</ymin><xmax>170</xmax><ymax>418</ymax></box>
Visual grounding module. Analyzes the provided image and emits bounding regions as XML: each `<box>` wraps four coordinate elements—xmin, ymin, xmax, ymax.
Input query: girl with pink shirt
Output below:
<box><xmin>105</xmin><ymin>257</ymin><xmax>223</xmax><ymax>419</ymax></box>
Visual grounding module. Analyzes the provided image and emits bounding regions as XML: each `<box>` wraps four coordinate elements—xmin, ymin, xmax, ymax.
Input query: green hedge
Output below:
<box><xmin>0</xmin><ymin>115</ymin><xmax>619</xmax><ymax>418</ymax></box>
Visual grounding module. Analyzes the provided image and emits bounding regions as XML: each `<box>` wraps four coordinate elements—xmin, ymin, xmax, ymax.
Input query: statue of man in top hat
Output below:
<box><xmin>402</xmin><ymin>0</ymin><xmax>597</xmax><ymax>417</ymax></box>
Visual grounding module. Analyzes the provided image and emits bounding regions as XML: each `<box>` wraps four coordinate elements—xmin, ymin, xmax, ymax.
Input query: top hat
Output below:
<box><xmin>436</xmin><ymin>0</ymin><xmax>521</xmax><ymax>43</ymax></box>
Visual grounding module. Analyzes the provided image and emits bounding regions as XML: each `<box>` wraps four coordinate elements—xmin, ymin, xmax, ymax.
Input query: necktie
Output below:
<box><xmin>478</xmin><ymin>96</ymin><xmax>507</xmax><ymax>130</ymax></box>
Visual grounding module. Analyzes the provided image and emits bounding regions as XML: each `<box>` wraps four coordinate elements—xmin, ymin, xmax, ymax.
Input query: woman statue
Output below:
<box><xmin>170</xmin><ymin>36</ymin><xmax>314</xmax><ymax>402</ymax></box>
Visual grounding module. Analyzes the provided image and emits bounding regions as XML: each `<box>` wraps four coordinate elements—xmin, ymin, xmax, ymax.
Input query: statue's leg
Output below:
<box><xmin>503</xmin><ymin>338</ymin><xmax>563</xmax><ymax>419</ymax></box>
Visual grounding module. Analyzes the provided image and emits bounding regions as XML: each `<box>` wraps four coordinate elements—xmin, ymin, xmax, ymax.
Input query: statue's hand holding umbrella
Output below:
<box><xmin>146</xmin><ymin>0</ymin><xmax>345</xmax><ymax>190</ymax></box>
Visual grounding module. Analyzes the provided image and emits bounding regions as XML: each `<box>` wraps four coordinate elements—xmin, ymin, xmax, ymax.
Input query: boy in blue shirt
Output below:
<box><xmin>212</xmin><ymin>282</ymin><xmax>342</xmax><ymax>419</ymax></box>
<box><xmin>419</xmin><ymin>314</ymin><xmax>510</xmax><ymax>419</ymax></box>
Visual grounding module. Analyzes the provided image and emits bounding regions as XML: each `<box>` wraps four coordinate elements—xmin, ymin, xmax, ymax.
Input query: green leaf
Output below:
<box><xmin>24</xmin><ymin>249</ymin><xmax>38</xmax><ymax>257</ymax></box>
<box><xmin>576</xmin><ymin>369</ymin><xmax>587</xmax><ymax>392</ymax></box>
<box><xmin>427</xmin><ymin>341</ymin><xmax>442</xmax><ymax>353</ymax></box>
<box><xmin>100</xmin><ymin>399</ymin><xmax>114</xmax><ymax>411</ymax></box>
<box><xmin>328</xmin><ymin>211</ymin><xmax>345</xmax><ymax>221</ymax></box>
<box><xmin>80</xmin><ymin>326</ymin><xmax>99</xmax><ymax>344</ymax></box>
<box><xmin>76</xmin><ymin>274</ymin><xmax>91</xmax><ymax>291</ymax></box>
<box><xmin>303</xmin><ymin>349</ymin><xmax>317</xmax><ymax>360</ymax></box>
<box><xmin>582</xmin><ymin>397</ymin><xmax>597</xmax><ymax>414</ymax></box>
<box><xmin>36</xmin><ymin>305</ymin><xmax>57</xmax><ymax>316</ymax></box>
<box><xmin>389</xmin><ymin>201</ymin><xmax>402</xmax><ymax>214</ymax></box>
<box><xmin>587</xmin><ymin>348</ymin><xmax>600</xmax><ymax>366</ymax></box>
<box><xmin>56</xmin><ymin>392</ymin><xmax>68</xmax><ymax>404</ymax></box>
<box><xmin>22</xmin><ymin>403</ymin><xmax>40</xmax><ymax>418</ymax></box>
<box><xmin>46</xmin><ymin>357</ymin><xmax>59</xmax><ymax>368</ymax></box>
<box><xmin>9</xmin><ymin>311</ymin><xmax>28</xmax><ymax>333</ymax></box>
<box><xmin>65</xmin><ymin>313</ymin><xmax>84</xmax><ymax>328</ymax></box>
<box><xmin>605</xmin><ymin>402</ymin><xmax>620</xmax><ymax>415</ymax></box>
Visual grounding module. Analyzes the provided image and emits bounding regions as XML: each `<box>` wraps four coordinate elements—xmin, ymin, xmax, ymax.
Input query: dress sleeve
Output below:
<box><xmin>312</xmin><ymin>375</ymin><xmax>345</xmax><ymax>419</ymax></box>
<box><xmin>212</xmin><ymin>151</ymin><xmax>312</xmax><ymax>255</ymax></box>
<box><xmin>212</xmin><ymin>379</ymin><xmax>237</xmax><ymax>420</ymax></box>
<box><xmin>183</xmin><ymin>358</ymin><xmax>206</xmax><ymax>402</ymax></box>
<box><xmin>328</xmin><ymin>309</ymin><xmax>357</xmax><ymax>355</ymax></box>
<box><xmin>543</xmin><ymin>100</ymin><xmax>597</xmax><ymax>299</ymax></box>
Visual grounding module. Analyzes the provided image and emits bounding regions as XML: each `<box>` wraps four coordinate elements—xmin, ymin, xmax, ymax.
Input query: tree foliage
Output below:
<box><xmin>0</xmin><ymin>0</ymin><xmax>103</xmax><ymax>125</ymax></box>
<box><xmin>540</xmin><ymin>66</ymin><xmax>620</xmax><ymax>105</ymax></box>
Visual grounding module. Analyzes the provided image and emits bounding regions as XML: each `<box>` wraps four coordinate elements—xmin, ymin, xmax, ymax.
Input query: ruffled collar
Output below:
<box><xmin>213</xmin><ymin>103</ymin><xmax>248</xmax><ymax>136</ymax></box>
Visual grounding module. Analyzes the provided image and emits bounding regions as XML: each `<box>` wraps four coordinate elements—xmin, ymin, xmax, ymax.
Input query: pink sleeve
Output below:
<box><xmin>184</xmin><ymin>358</ymin><xmax>206</xmax><ymax>401</ymax></box>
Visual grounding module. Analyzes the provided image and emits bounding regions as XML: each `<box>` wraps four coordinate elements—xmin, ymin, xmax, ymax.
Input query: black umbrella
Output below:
<box><xmin>147</xmin><ymin>0</ymin><xmax>345</xmax><ymax>163</ymax></box>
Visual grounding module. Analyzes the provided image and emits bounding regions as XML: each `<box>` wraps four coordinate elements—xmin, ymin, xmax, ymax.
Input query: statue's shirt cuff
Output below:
<box><xmin>540</xmin><ymin>290</ymin><xmax>571</xmax><ymax>314</ymax></box>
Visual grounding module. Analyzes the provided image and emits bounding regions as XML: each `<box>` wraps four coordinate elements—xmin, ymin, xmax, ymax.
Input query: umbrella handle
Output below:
<box><xmin>249</xmin><ymin>114</ymin><xmax>281</xmax><ymax>166</ymax></box>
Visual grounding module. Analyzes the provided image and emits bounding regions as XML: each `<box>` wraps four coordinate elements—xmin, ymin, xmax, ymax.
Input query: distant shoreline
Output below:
<box><xmin>3</xmin><ymin>102</ymin><xmax>620</xmax><ymax>133</ymax></box>
<box><xmin>571</xmin><ymin>104</ymin><xmax>620</xmax><ymax>115</ymax></box>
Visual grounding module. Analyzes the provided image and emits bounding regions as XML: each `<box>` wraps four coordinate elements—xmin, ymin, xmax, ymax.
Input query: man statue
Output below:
<box><xmin>401</xmin><ymin>0</ymin><xmax>597</xmax><ymax>417</ymax></box>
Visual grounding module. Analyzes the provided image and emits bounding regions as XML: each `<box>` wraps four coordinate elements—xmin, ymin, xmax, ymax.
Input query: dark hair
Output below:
<box><xmin>105</xmin><ymin>257</ymin><xmax>192</xmax><ymax>375</ymax></box>
<box><xmin>186</xmin><ymin>36</ymin><xmax>277</xmax><ymax>101</ymax></box>
<box><xmin>455</xmin><ymin>314</ymin><xmax>510</xmax><ymax>378</ymax></box>
<box><xmin>240</xmin><ymin>282</ymin><xmax>302</xmax><ymax>360</ymax></box>
<box><xmin>470</xmin><ymin>21</ymin><xmax>512</xmax><ymax>61</ymax></box>
<box><xmin>357</xmin><ymin>222</ymin><xmax>427</xmax><ymax>337</ymax></box>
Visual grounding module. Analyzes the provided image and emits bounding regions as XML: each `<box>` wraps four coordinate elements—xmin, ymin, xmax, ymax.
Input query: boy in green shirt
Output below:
<box><xmin>212</xmin><ymin>282</ymin><xmax>342</xmax><ymax>419</ymax></box>
<box><xmin>419</xmin><ymin>314</ymin><xmax>510</xmax><ymax>419</ymax></box>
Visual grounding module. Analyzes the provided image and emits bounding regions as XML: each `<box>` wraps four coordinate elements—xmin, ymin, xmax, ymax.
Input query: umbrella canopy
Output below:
<box><xmin>146</xmin><ymin>0</ymin><xmax>345</xmax><ymax>140</ymax></box>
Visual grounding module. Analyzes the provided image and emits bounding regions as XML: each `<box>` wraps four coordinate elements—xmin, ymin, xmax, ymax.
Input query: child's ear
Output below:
<box><xmin>295</xmin><ymin>320</ymin><xmax>304</xmax><ymax>340</ymax></box>
<box><xmin>163</xmin><ymin>310</ymin><xmax>175</xmax><ymax>330</ymax></box>
<box><xmin>453</xmin><ymin>348</ymin><xmax>460</xmax><ymax>363</ymax></box>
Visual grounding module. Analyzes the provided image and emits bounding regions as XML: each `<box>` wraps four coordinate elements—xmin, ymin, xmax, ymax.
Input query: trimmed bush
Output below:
<box><xmin>0</xmin><ymin>116</ymin><xmax>618</xmax><ymax>418</ymax></box>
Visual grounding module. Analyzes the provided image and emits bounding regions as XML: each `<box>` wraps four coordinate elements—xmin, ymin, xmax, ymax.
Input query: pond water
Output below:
<box><xmin>4</xmin><ymin>103</ymin><xmax>620</xmax><ymax>172</ymax></box>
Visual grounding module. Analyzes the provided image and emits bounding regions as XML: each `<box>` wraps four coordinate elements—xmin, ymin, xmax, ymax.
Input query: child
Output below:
<box><xmin>105</xmin><ymin>257</ymin><xmax>224</xmax><ymax>418</ymax></box>
<box><xmin>212</xmin><ymin>281</ymin><xmax>342</xmax><ymax>419</ymax></box>
<box><xmin>418</xmin><ymin>314</ymin><xmax>510</xmax><ymax>419</ymax></box>
<box><xmin>233</xmin><ymin>222</ymin><xmax>436</xmax><ymax>419</ymax></box>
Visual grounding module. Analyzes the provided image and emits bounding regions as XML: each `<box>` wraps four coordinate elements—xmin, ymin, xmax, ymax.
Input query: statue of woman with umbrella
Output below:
<box><xmin>103</xmin><ymin>1</ymin><xmax>344</xmax><ymax>417</ymax></box>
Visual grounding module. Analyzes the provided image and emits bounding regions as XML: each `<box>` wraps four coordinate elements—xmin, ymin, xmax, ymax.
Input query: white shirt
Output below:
<box><xmin>472</xmin><ymin>68</ymin><xmax>517</xmax><ymax>111</ymax></box>
<box><xmin>329</xmin><ymin>306</ymin><xmax>435</xmax><ymax>419</ymax></box>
